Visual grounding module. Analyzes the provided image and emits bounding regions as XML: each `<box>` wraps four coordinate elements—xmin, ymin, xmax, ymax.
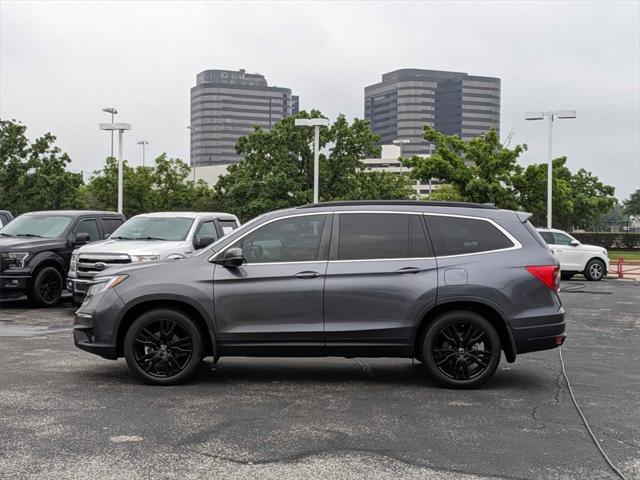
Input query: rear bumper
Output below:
<box><xmin>509</xmin><ymin>312</ymin><xmax>566</xmax><ymax>354</ymax></box>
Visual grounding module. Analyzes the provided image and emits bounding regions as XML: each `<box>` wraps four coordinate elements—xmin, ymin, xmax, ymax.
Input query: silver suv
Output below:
<box><xmin>74</xmin><ymin>201</ymin><xmax>565</xmax><ymax>389</ymax></box>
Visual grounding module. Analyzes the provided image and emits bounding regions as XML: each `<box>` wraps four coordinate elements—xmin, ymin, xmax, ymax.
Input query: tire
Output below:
<box><xmin>124</xmin><ymin>309</ymin><xmax>203</xmax><ymax>385</ymax></box>
<box><xmin>584</xmin><ymin>259</ymin><xmax>605</xmax><ymax>281</ymax></box>
<box><xmin>422</xmin><ymin>311</ymin><xmax>501</xmax><ymax>389</ymax></box>
<box><xmin>561</xmin><ymin>272</ymin><xmax>574</xmax><ymax>281</ymax></box>
<box><xmin>30</xmin><ymin>266</ymin><xmax>63</xmax><ymax>307</ymax></box>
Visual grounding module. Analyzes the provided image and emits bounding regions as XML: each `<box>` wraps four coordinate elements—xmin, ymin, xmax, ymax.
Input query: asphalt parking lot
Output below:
<box><xmin>0</xmin><ymin>280</ymin><xmax>638</xmax><ymax>480</ymax></box>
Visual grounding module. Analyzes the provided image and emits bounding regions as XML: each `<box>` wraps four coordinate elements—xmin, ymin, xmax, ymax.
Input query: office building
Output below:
<box><xmin>364</xmin><ymin>69</ymin><xmax>500</xmax><ymax>157</ymax></box>
<box><xmin>190</xmin><ymin>69</ymin><xmax>298</xmax><ymax>167</ymax></box>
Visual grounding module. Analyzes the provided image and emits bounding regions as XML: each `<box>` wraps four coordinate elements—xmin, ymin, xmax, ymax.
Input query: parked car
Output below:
<box><xmin>67</xmin><ymin>212</ymin><xmax>240</xmax><ymax>303</ymax></box>
<box><xmin>74</xmin><ymin>201</ymin><xmax>565</xmax><ymax>389</ymax></box>
<box><xmin>0</xmin><ymin>210</ymin><xmax>13</xmax><ymax>227</ymax></box>
<box><xmin>537</xmin><ymin>228</ymin><xmax>609</xmax><ymax>281</ymax></box>
<box><xmin>0</xmin><ymin>210</ymin><xmax>125</xmax><ymax>306</ymax></box>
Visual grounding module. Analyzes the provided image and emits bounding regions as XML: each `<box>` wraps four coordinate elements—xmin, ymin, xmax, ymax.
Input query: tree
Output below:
<box><xmin>83</xmin><ymin>155</ymin><xmax>213</xmax><ymax>218</ymax></box>
<box><xmin>0</xmin><ymin>119</ymin><xmax>83</xmax><ymax>214</ymax></box>
<box><xmin>623</xmin><ymin>189</ymin><xmax>640</xmax><ymax>216</ymax></box>
<box><xmin>213</xmin><ymin>111</ymin><xmax>412</xmax><ymax>221</ymax></box>
<box><xmin>404</xmin><ymin>126</ymin><xmax>525</xmax><ymax>209</ymax></box>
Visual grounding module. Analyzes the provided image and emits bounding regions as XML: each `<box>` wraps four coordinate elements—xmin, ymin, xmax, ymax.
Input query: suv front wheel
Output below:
<box><xmin>584</xmin><ymin>258</ymin><xmax>605</xmax><ymax>281</ymax></box>
<box><xmin>124</xmin><ymin>309</ymin><xmax>203</xmax><ymax>385</ymax></box>
<box><xmin>423</xmin><ymin>311</ymin><xmax>501</xmax><ymax>389</ymax></box>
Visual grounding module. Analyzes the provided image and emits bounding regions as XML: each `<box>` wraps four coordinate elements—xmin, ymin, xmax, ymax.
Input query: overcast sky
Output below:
<box><xmin>1</xmin><ymin>0</ymin><xmax>639</xmax><ymax>200</ymax></box>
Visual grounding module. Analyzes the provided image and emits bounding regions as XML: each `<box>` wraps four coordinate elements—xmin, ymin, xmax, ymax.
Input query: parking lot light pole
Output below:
<box><xmin>294</xmin><ymin>118</ymin><xmax>330</xmax><ymax>203</ymax></box>
<box><xmin>100</xmin><ymin>122</ymin><xmax>131</xmax><ymax>214</ymax></box>
<box><xmin>137</xmin><ymin>140</ymin><xmax>149</xmax><ymax>167</ymax></box>
<box><xmin>102</xmin><ymin>108</ymin><xmax>118</xmax><ymax>158</ymax></box>
<box><xmin>525</xmin><ymin>110</ymin><xmax>576</xmax><ymax>228</ymax></box>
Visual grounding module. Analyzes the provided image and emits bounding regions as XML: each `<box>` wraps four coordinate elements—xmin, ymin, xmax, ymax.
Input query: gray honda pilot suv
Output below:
<box><xmin>74</xmin><ymin>201</ymin><xmax>565</xmax><ymax>389</ymax></box>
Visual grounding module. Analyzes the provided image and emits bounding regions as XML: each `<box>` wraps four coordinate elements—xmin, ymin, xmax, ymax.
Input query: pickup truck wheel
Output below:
<box><xmin>30</xmin><ymin>267</ymin><xmax>63</xmax><ymax>307</ymax></box>
<box><xmin>584</xmin><ymin>259</ymin><xmax>605</xmax><ymax>281</ymax></box>
<box><xmin>423</xmin><ymin>311</ymin><xmax>501</xmax><ymax>389</ymax></box>
<box><xmin>124</xmin><ymin>309</ymin><xmax>203</xmax><ymax>385</ymax></box>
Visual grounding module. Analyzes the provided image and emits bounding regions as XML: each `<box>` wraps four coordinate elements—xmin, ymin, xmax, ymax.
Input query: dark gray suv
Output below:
<box><xmin>74</xmin><ymin>201</ymin><xmax>565</xmax><ymax>388</ymax></box>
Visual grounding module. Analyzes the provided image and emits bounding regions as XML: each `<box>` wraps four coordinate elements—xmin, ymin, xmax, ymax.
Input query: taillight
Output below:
<box><xmin>526</xmin><ymin>265</ymin><xmax>560</xmax><ymax>291</ymax></box>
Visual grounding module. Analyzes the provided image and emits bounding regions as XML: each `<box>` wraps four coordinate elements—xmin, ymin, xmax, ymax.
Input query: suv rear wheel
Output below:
<box><xmin>423</xmin><ymin>311</ymin><xmax>501</xmax><ymax>389</ymax></box>
<box><xmin>584</xmin><ymin>258</ymin><xmax>605</xmax><ymax>281</ymax></box>
<box><xmin>124</xmin><ymin>309</ymin><xmax>203</xmax><ymax>385</ymax></box>
<box><xmin>31</xmin><ymin>266</ymin><xmax>63</xmax><ymax>307</ymax></box>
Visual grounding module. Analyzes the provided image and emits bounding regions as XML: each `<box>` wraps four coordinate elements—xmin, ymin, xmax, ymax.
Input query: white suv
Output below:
<box><xmin>67</xmin><ymin>211</ymin><xmax>239</xmax><ymax>302</ymax></box>
<box><xmin>537</xmin><ymin>228</ymin><xmax>609</xmax><ymax>281</ymax></box>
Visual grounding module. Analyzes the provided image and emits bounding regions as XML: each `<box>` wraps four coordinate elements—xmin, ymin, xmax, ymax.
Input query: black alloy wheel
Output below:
<box><xmin>124</xmin><ymin>309</ymin><xmax>203</xmax><ymax>385</ymax></box>
<box><xmin>31</xmin><ymin>267</ymin><xmax>63</xmax><ymax>307</ymax></box>
<box><xmin>423</xmin><ymin>311</ymin><xmax>501</xmax><ymax>389</ymax></box>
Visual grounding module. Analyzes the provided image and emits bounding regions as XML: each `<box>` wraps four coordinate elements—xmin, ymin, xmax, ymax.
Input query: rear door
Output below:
<box><xmin>323</xmin><ymin>211</ymin><xmax>438</xmax><ymax>356</ymax></box>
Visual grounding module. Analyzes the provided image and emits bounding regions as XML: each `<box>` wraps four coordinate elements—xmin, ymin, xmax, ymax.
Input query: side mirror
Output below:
<box><xmin>570</xmin><ymin>240</ymin><xmax>580</xmax><ymax>246</ymax></box>
<box><xmin>218</xmin><ymin>247</ymin><xmax>244</xmax><ymax>267</ymax></box>
<box><xmin>74</xmin><ymin>232</ymin><xmax>90</xmax><ymax>245</ymax></box>
<box><xmin>195</xmin><ymin>235</ymin><xmax>216</xmax><ymax>250</ymax></box>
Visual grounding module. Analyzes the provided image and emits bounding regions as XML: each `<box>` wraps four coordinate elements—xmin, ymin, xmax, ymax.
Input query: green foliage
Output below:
<box><xmin>406</xmin><ymin>125</ymin><xmax>616</xmax><ymax>230</ymax></box>
<box><xmin>0</xmin><ymin>119</ymin><xmax>83</xmax><ymax>215</ymax></box>
<box><xmin>427</xmin><ymin>184</ymin><xmax>465</xmax><ymax>202</ymax></box>
<box><xmin>405</xmin><ymin>126</ymin><xmax>526</xmax><ymax>209</ymax></box>
<box><xmin>213</xmin><ymin>111</ymin><xmax>412</xmax><ymax>221</ymax></box>
<box><xmin>82</xmin><ymin>155</ymin><xmax>214</xmax><ymax>218</ymax></box>
<box><xmin>624</xmin><ymin>189</ymin><xmax>640</xmax><ymax>216</ymax></box>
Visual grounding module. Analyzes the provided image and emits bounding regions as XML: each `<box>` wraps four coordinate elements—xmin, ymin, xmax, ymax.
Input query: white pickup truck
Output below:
<box><xmin>67</xmin><ymin>211</ymin><xmax>239</xmax><ymax>303</ymax></box>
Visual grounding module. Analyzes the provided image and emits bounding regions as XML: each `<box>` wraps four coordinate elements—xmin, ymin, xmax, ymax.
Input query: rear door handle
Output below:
<box><xmin>396</xmin><ymin>267</ymin><xmax>421</xmax><ymax>274</ymax></box>
<box><xmin>295</xmin><ymin>271</ymin><xmax>321</xmax><ymax>279</ymax></box>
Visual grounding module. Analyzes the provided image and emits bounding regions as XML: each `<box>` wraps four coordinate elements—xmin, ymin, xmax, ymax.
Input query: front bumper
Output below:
<box><xmin>67</xmin><ymin>276</ymin><xmax>91</xmax><ymax>301</ymax></box>
<box><xmin>73</xmin><ymin>288</ymin><xmax>125</xmax><ymax>359</ymax></box>
<box><xmin>0</xmin><ymin>270</ymin><xmax>31</xmax><ymax>298</ymax></box>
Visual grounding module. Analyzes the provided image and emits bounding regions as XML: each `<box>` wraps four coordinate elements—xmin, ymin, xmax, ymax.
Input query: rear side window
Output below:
<box><xmin>425</xmin><ymin>215</ymin><xmax>513</xmax><ymax>257</ymax></box>
<box><xmin>337</xmin><ymin>213</ymin><xmax>431</xmax><ymax>260</ymax></box>
<box><xmin>539</xmin><ymin>231</ymin><xmax>555</xmax><ymax>244</ymax></box>
<box><xmin>103</xmin><ymin>218</ymin><xmax>124</xmax><ymax>238</ymax></box>
<box><xmin>219</xmin><ymin>219</ymin><xmax>238</xmax><ymax>236</ymax></box>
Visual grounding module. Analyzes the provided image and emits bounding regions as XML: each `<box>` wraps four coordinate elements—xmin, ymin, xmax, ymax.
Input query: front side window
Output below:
<box><xmin>553</xmin><ymin>232</ymin><xmax>575</xmax><ymax>245</ymax></box>
<box><xmin>110</xmin><ymin>217</ymin><xmax>195</xmax><ymax>241</ymax></box>
<box><xmin>233</xmin><ymin>214</ymin><xmax>326</xmax><ymax>263</ymax></box>
<box><xmin>194</xmin><ymin>221</ymin><xmax>218</xmax><ymax>247</ymax></box>
<box><xmin>0</xmin><ymin>215</ymin><xmax>72</xmax><ymax>238</ymax></box>
<box><xmin>75</xmin><ymin>219</ymin><xmax>100</xmax><ymax>242</ymax></box>
<box><xmin>337</xmin><ymin>213</ymin><xmax>430</xmax><ymax>260</ymax></box>
<box><xmin>426</xmin><ymin>215</ymin><xmax>514</xmax><ymax>257</ymax></box>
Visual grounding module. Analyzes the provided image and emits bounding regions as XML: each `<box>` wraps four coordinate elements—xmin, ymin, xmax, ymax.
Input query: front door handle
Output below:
<box><xmin>295</xmin><ymin>271</ymin><xmax>320</xmax><ymax>279</ymax></box>
<box><xmin>396</xmin><ymin>267</ymin><xmax>421</xmax><ymax>274</ymax></box>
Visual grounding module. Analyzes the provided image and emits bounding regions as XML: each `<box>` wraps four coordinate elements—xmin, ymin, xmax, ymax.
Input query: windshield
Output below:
<box><xmin>0</xmin><ymin>215</ymin><xmax>72</xmax><ymax>238</ymax></box>
<box><xmin>110</xmin><ymin>216</ymin><xmax>194</xmax><ymax>241</ymax></box>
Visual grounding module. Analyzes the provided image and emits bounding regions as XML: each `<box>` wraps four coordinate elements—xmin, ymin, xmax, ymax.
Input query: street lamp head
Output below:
<box><xmin>294</xmin><ymin>118</ymin><xmax>330</xmax><ymax>127</ymax></box>
<box><xmin>99</xmin><ymin>123</ymin><xmax>131</xmax><ymax>131</ymax></box>
<box><xmin>555</xmin><ymin>110</ymin><xmax>577</xmax><ymax>119</ymax></box>
<box><xmin>102</xmin><ymin>107</ymin><xmax>118</xmax><ymax>115</ymax></box>
<box><xmin>525</xmin><ymin>111</ymin><xmax>544</xmax><ymax>121</ymax></box>
<box><xmin>137</xmin><ymin>140</ymin><xmax>149</xmax><ymax>145</ymax></box>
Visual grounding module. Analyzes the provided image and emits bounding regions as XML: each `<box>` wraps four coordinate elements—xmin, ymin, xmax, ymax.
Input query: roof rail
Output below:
<box><xmin>297</xmin><ymin>200</ymin><xmax>498</xmax><ymax>210</ymax></box>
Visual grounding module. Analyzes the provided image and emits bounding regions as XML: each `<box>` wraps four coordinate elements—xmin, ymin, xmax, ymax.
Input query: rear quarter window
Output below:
<box><xmin>425</xmin><ymin>215</ymin><xmax>514</xmax><ymax>257</ymax></box>
<box><xmin>102</xmin><ymin>218</ymin><xmax>124</xmax><ymax>238</ymax></box>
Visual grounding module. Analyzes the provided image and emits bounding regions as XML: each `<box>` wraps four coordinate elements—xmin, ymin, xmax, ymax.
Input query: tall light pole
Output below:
<box><xmin>137</xmin><ymin>140</ymin><xmax>149</xmax><ymax>167</ymax></box>
<box><xmin>525</xmin><ymin>110</ymin><xmax>576</xmax><ymax>228</ymax></box>
<box><xmin>102</xmin><ymin>107</ymin><xmax>118</xmax><ymax>158</ymax></box>
<box><xmin>187</xmin><ymin>125</ymin><xmax>196</xmax><ymax>183</ymax></box>
<box><xmin>100</xmin><ymin>122</ymin><xmax>131</xmax><ymax>214</ymax></box>
<box><xmin>294</xmin><ymin>118</ymin><xmax>330</xmax><ymax>203</ymax></box>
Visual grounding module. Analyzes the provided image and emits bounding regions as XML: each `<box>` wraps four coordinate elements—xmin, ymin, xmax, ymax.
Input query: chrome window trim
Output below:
<box><xmin>208</xmin><ymin>209</ymin><xmax>522</xmax><ymax>264</ymax></box>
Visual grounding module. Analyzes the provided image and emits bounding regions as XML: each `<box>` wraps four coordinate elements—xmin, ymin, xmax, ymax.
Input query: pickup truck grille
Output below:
<box><xmin>76</xmin><ymin>254</ymin><xmax>131</xmax><ymax>280</ymax></box>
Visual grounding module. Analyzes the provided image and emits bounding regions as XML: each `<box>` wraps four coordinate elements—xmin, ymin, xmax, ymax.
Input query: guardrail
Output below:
<box><xmin>610</xmin><ymin>257</ymin><xmax>640</xmax><ymax>279</ymax></box>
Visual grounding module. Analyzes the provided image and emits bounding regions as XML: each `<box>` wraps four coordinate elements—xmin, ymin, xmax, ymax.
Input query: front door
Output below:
<box><xmin>324</xmin><ymin>212</ymin><xmax>438</xmax><ymax>357</ymax></box>
<box><xmin>213</xmin><ymin>213</ymin><xmax>331</xmax><ymax>355</ymax></box>
<box><xmin>550</xmin><ymin>231</ymin><xmax>583</xmax><ymax>271</ymax></box>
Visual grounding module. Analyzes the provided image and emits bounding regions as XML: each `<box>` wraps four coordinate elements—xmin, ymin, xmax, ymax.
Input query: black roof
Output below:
<box><xmin>298</xmin><ymin>200</ymin><xmax>498</xmax><ymax>210</ymax></box>
<box><xmin>23</xmin><ymin>210</ymin><xmax>122</xmax><ymax>216</ymax></box>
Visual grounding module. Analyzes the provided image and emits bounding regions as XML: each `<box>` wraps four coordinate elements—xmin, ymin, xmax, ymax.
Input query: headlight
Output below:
<box><xmin>4</xmin><ymin>252</ymin><xmax>29</xmax><ymax>270</ymax></box>
<box><xmin>70</xmin><ymin>253</ymin><xmax>79</xmax><ymax>273</ymax></box>
<box><xmin>132</xmin><ymin>255</ymin><xmax>160</xmax><ymax>262</ymax></box>
<box><xmin>86</xmin><ymin>274</ymin><xmax>128</xmax><ymax>296</ymax></box>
